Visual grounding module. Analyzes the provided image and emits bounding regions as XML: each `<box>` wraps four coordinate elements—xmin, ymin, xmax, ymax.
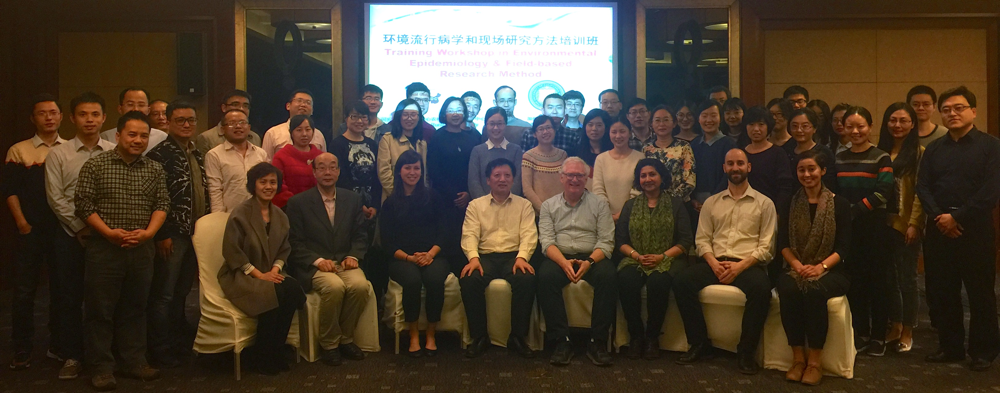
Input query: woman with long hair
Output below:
<box><xmin>672</xmin><ymin>100</ymin><xmax>699</xmax><ymax>143</ymax></box>
<box><xmin>722</xmin><ymin>98</ymin><xmax>748</xmax><ymax>147</ymax></box>
<box><xmin>808</xmin><ymin>99</ymin><xmax>833</xmax><ymax>147</ymax></box>
<box><xmin>378</xmin><ymin>99</ymin><xmax>428</xmax><ymax>202</ymax></box>
<box><xmin>381</xmin><ymin>150</ymin><xmax>450</xmax><ymax>357</ymax></box>
<box><xmin>875</xmin><ymin>102</ymin><xmax>923</xmax><ymax>353</ymax></box>
<box><xmin>592</xmin><ymin>118</ymin><xmax>644</xmax><ymax>220</ymax></box>
<box><xmin>828</xmin><ymin>103</ymin><xmax>852</xmax><ymax>154</ymax></box>
<box><xmin>835</xmin><ymin>106</ymin><xmax>895</xmax><ymax>357</ymax></box>
<box><xmin>768</xmin><ymin>98</ymin><xmax>794</xmax><ymax>147</ymax></box>
<box><xmin>577</xmin><ymin>109</ymin><xmax>614</xmax><ymax>169</ymax></box>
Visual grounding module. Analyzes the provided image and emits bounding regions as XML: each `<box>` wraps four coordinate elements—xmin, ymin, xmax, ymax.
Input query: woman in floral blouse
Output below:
<box><xmin>643</xmin><ymin>105</ymin><xmax>695</xmax><ymax>201</ymax></box>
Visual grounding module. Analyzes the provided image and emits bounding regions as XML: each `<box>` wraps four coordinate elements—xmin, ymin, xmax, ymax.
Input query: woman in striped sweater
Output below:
<box><xmin>835</xmin><ymin>106</ymin><xmax>896</xmax><ymax>357</ymax></box>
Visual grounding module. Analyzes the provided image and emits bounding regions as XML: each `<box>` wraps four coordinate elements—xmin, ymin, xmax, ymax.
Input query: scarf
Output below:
<box><xmin>618</xmin><ymin>193</ymin><xmax>674</xmax><ymax>275</ymax></box>
<box><xmin>786</xmin><ymin>187</ymin><xmax>837</xmax><ymax>291</ymax></box>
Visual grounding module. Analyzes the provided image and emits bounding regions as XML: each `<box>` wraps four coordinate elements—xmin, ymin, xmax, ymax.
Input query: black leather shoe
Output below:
<box><xmin>465</xmin><ymin>336</ymin><xmax>490</xmax><ymax>358</ymax></box>
<box><xmin>626</xmin><ymin>338</ymin><xmax>644</xmax><ymax>359</ymax></box>
<box><xmin>407</xmin><ymin>348</ymin><xmax>423</xmax><ymax>358</ymax></box>
<box><xmin>676</xmin><ymin>343</ymin><xmax>713</xmax><ymax>365</ymax></box>
<box><xmin>970</xmin><ymin>358</ymin><xmax>992</xmax><ymax>372</ymax></box>
<box><xmin>864</xmin><ymin>340</ymin><xmax>886</xmax><ymax>357</ymax></box>
<box><xmin>321</xmin><ymin>348</ymin><xmax>342</xmax><ymax>366</ymax></box>
<box><xmin>738</xmin><ymin>352</ymin><xmax>760</xmax><ymax>375</ymax></box>
<box><xmin>340</xmin><ymin>343</ymin><xmax>366</xmax><ymax>361</ymax></box>
<box><xmin>423</xmin><ymin>348</ymin><xmax>438</xmax><ymax>357</ymax></box>
<box><xmin>925</xmin><ymin>350</ymin><xmax>965</xmax><ymax>363</ymax></box>
<box><xmin>550</xmin><ymin>339</ymin><xmax>574</xmax><ymax>366</ymax></box>
<box><xmin>586</xmin><ymin>340</ymin><xmax>613</xmax><ymax>367</ymax></box>
<box><xmin>643</xmin><ymin>338</ymin><xmax>660</xmax><ymax>360</ymax></box>
<box><xmin>508</xmin><ymin>335</ymin><xmax>534</xmax><ymax>359</ymax></box>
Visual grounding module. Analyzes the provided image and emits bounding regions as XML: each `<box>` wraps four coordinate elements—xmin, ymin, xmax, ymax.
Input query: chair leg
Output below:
<box><xmin>395</xmin><ymin>330</ymin><xmax>400</xmax><ymax>355</ymax></box>
<box><xmin>234</xmin><ymin>351</ymin><xmax>241</xmax><ymax>381</ymax></box>
<box><xmin>295</xmin><ymin>346</ymin><xmax>300</xmax><ymax>363</ymax></box>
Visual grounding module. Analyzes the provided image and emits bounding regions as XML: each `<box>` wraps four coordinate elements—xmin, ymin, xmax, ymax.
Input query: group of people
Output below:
<box><xmin>3</xmin><ymin>79</ymin><xmax>998</xmax><ymax>391</ymax></box>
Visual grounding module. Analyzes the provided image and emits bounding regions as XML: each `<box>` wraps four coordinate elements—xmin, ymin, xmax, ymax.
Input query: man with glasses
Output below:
<box><xmin>783</xmin><ymin>86</ymin><xmax>809</xmax><ymax>110</ymax></box>
<box><xmin>562</xmin><ymin>90</ymin><xmax>586</xmax><ymax>133</ymax></box>
<box><xmin>462</xmin><ymin>91</ymin><xmax>483</xmax><ymax>133</ymax></box>
<box><xmin>262</xmin><ymin>89</ymin><xmax>327</xmax><ymax>160</ymax></box>
<box><xmin>907</xmin><ymin>85</ymin><xmax>949</xmax><ymax>147</ymax></box>
<box><xmin>626</xmin><ymin>98</ymin><xmax>653</xmax><ymax>151</ymax></box>
<box><xmin>100</xmin><ymin>87</ymin><xmax>169</xmax><ymax>154</ymax></box>
<box><xmin>598</xmin><ymin>89</ymin><xmax>623</xmax><ymax>119</ymax></box>
<box><xmin>196</xmin><ymin>89</ymin><xmax>261</xmax><ymax>156</ymax></box>
<box><xmin>521</xmin><ymin>94</ymin><xmax>581</xmax><ymax>152</ymax></box>
<box><xmin>916</xmin><ymin>86</ymin><xmax>1000</xmax><ymax>372</ymax></box>
<box><xmin>536</xmin><ymin>157</ymin><xmax>616</xmax><ymax>367</ymax></box>
<box><xmin>148</xmin><ymin>100</ymin><xmax>170</xmax><ymax>131</ymax></box>
<box><xmin>144</xmin><ymin>101</ymin><xmax>210</xmax><ymax>369</ymax></box>
<box><xmin>337</xmin><ymin>84</ymin><xmax>391</xmax><ymax>141</ymax></box>
<box><xmin>205</xmin><ymin>109</ymin><xmax>268</xmax><ymax>213</ymax></box>
<box><xmin>494</xmin><ymin>85</ymin><xmax>532</xmax><ymax>144</ymax></box>
<box><xmin>406</xmin><ymin>82</ymin><xmax>437</xmax><ymax>141</ymax></box>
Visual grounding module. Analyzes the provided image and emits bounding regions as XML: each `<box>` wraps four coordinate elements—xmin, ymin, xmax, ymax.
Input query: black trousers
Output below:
<box><xmin>618</xmin><ymin>267</ymin><xmax>673</xmax><ymax>340</ymax></box>
<box><xmin>10</xmin><ymin>223</ymin><xmax>58</xmax><ymax>355</ymax></box>
<box><xmin>673</xmin><ymin>262</ymin><xmax>771</xmax><ymax>354</ymax></box>
<box><xmin>441</xmin><ymin>205</ymin><xmax>469</xmax><ymax>275</ymax></box>
<box><xmin>253</xmin><ymin>276</ymin><xmax>306</xmax><ymax>360</ymax></box>
<box><xmin>388</xmin><ymin>257</ymin><xmax>450</xmax><ymax>323</ymax></box>
<box><xmin>51</xmin><ymin>230</ymin><xmax>86</xmax><ymax>360</ymax></box>
<box><xmin>846</xmin><ymin>216</ymin><xmax>891</xmax><ymax>342</ymax></box>
<box><xmin>924</xmin><ymin>222</ymin><xmax>1000</xmax><ymax>361</ymax></box>
<box><xmin>537</xmin><ymin>254</ymin><xmax>617</xmax><ymax>342</ymax></box>
<box><xmin>459</xmin><ymin>252</ymin><xmax>537</xmax><ymax>339</ymax></box>
<box><xmin>775</xmin><ymin>271</ymin><xmax>850</xmax><ymax>349</ymax></box>
<box><xmin>84</xmin><ymin>236</ymin><xmax>155</xmax><ymax>374</ymax></box>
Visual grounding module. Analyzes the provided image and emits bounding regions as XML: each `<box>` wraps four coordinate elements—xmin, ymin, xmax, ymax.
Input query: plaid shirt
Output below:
<box><xmin>520</xmin><ymin>125</ymin><xmax>581</xmax><ymax>153</ymax></box>
<box><xmin>627</xmin><ymin>131</ymin><xmax>655</xmax><ymax>151</ymax></box>
<box><xmin>74</xmin><ymin>150</ymin><xmax>170</xmax><ymax>231</ymax></box>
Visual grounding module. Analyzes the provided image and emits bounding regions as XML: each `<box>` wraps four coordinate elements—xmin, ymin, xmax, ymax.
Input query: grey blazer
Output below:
<box><xmin>286</xmin><ymin>187</ymin><xmax>369</xmax><ymax>293</ymax></box>
<box><xmin>217</xmin><ymin>198</ymin><xmax>291</xmax><ymax>317</ymax></box>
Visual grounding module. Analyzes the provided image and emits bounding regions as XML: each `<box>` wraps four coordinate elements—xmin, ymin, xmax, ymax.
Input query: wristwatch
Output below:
<box><xmin>586</xmin><ymin>257</ymin><xmax>596</xmax><ymax>264</ymax></box>
<box><xmin>821</xmin><ymin>263</ymin><xmax>829</xmax><ymax>271</ymax></box>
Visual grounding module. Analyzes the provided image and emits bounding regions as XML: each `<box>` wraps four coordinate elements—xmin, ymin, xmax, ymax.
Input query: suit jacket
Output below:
<box><xmin>146</xmin><ymin>136</ymin><xmax>210</xmax><ymax>240</ymax></box>
<box><xmin>217</xmin><ymin>198</ymin><xmax>291</xmax><ymax>317</ymax></box>
<box><xmin>286</xmin><ymin>186</ymin><xmax>369</xmax><ymax>292</ymax></box>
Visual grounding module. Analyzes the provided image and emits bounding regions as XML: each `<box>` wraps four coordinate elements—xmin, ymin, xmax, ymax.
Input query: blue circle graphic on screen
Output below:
<box><xmin>528</xmin><ymin>81</ymin><xmax>565</xmax><ymax>110</ymax></box>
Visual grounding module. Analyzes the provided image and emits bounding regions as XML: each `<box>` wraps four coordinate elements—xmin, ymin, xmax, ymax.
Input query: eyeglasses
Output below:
<box><xmin>771</xmin><ymin>112</ymin><xmax>785</xmax><ymax>120</ymax></box>
<box><xmin>561</xmin><ymin>173</ymin><xmax>587</xmax><ymax>179</ymax></box>
<box><xmin>910</xmin><ymin>102</ymin><xmax>934</xmax><ymax>109</ymax></box>
<box><xmin>790</xmin><ymin>99</ymin><xmax>807</xmax><ymax>105</ymax></box>
<box><xmin>486</xmin><ymin>121</ymin><xmax>506</xmax><ymax>128</ymax></box>
<box><xmin>173</xmin><ymin>117</ymin><xmax>197</xmax><ymax>125</ymax></box>
<box><xmin>361</xmin><ymin>96</ymin><xmax>382</xmax><ymax>103</ymax></box>
<box><xmin>401</xmin><ymin>112</ymin><xmax>419</xmax><ymax>120</ymax></box>
<box><xmin>411</xmin><ymin>98</ymin><xmax>430</xmax><ymax>104</ymax></box>
<box><xmin>291</xmin><ymin>98</ymin><xmax>313</xmax><ymax>106</ymax></box>
<box><xmin>313</xmin><ymin>165</ymin><xmax>338</xmax><ymax>173</ymax></box>
<box><xmin>888</xmin><ymin>119</ymin><xmax>913</xmax><ymax>126</ymax></box>
<box><xmin>226</xmin><ymin>102</ymin><xmax>251</xmax><ymax>110</ymax></box>
<box><xmin>940</xmin><ymin>105</ymin><xmax>970</xmax><ymax>115</ymax></box>
<box><xmin>789</xmin><ymin>124</ymin><xmax>814</xmax><ymax>131</ymax></box>
<box><xmin>348</xmin><ymin>114</ymin><xmax>368</xmax><ymax>122</ymax></box>
<box><xmin>496</xmin><ymin>99</ymin><xmax>515</xmax><ymax>105</ymax></box>
<box><xmin>565</xmin><ymin>101</ymin><xmax>583</xmax><ymax>108</ymax></box>
<box><xmin>446</xmin><ymin>108</ymin><xmax>465</xmax><ymax>114</ymax></box>
<box><xmin>627</xmin><ymin>109</ymin><xmax>648</xmax><ymax>117</ymax></box>
<box><xmin>224</xmin><ymin>120</ymin><xmax>248</xmax><ymax>128</ymax></box>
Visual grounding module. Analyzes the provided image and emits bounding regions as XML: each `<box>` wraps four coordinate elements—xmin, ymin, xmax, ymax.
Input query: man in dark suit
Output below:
<box><xmin>286</xmin><ymin>152</ymin><xmax>370</xmax><ymax>367</ymax></box>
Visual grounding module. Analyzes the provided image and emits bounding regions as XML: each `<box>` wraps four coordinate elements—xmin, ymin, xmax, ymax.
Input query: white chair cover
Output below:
<box><xmin>297</xmin><ymin>282</ymin><xmax>382</xmax><ymax>362</ymax></box>
<box><xmin>382</xmin><ymin>273</ymin><xmax>470</xmax><ymax>354</ymax></box>
<box><xmin>762</xmin><ymin>294</ymin><xmax>856</xmax><ymax>378</ymax></box>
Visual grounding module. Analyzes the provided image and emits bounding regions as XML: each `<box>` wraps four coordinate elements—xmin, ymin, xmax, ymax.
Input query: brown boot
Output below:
<box><xmin>801</xmin><ymin>365</ymin><xmax>823</xmax><ymax>386</ymax></box>
<box><xmin>785</xmin><ymin>361</ymin><xmax>806</xmax><ymax>381</ymax></box>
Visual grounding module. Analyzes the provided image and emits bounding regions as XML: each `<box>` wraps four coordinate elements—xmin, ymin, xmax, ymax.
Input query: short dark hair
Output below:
<box><xmin>542</xmin><ymin>93</ymin><xmax>564</xmax><ymax>108</ymax></box>
<box><xmin>632</xmin><ymin>158</ymin><xmax>671</xmax><ymax>191</ymax></box>
<box><xmin>842</xmin><ymin>106</ymin><xmax>874</xmax><ymax>126</ymax></box>
<box><xmin>583</xmin><ymin>109</ymin><xmax>613</xmax><ymax>132</ymax></box>
<box><xmin>438</xmin><ymin>96</ymin><xmax>468</xmax><ymax>124</ymax></box>
<box><xmin>937</xmin><ymin>86</ymin><xmax>977</xmax><ymax>109</ymax></box>
<box><xmin>485</xmin><ymin>157</ymin><xmax>517</xmax><ymax>178</ymax></box>
<box><xmin>788</xmin><ymin>107</ymin><xmax>820</xmax><ymax>129</ymax></box>
<box><xmin>625</xmin><ymin>98</ymin><xmax>648</xmax><ymax>112</ymax></box>
<box><xmin>70</xmin><ymin>91</ymin><xmax>106</xmax><ymax>114</ymax></box>
<box><xmin>224</xmin><ymin>108</ymin><xmax>248</xmax><ymax>119</ymax></box>
<box><xmin>483</xmin><ymin>106</ymin><xmax>508</xmax><ymax>125</ymax></box>
<box><xmin>245</xmin><ymin>162</ymin><xmax>283</xmax><ymax>196</ymax></box>
<box><xmin>783</xmin><ymin>85</ymin><xmax>809</xmax><ymax>101</ymax></box>
<box><xmin>116</xmin><ymin>110</ymin><xmax>151</xmax><ymax>133</ymax></box>
<box><xmin>361</xmin><ymin>84</ymin><xmax>383</xmax><ymax>97</ymax></box>
<box><xmin>345</xmin><ymin>100</ymin><xmax>371</xmax><ymax>119</ymax></box>
<box><xmin>598</xmin><ymin>89</ymin><xmax>620</xmax><ymax>103</ymax></box>
<box><xmin>721</xmin><ymin>97</ymin><xmax>746</xmax><ymax>113</ymax></box>
<box><xmin>288</xmin><ymin>89</ymin><xmax>313</xmax><ymax>103</ymax></box>
<box><xmin>150</xmin><ymin>99</ymin><xmax>169</xmax><ymax>107</ymax></box>
<box><xmin>742</xmin><ymin>105</ymin><xmax>775</xmax><ymax>135</ymax></box>
<box><xmin>797</xmin><ymin>148</ymin><xmax>828</xmax><ymax>170</ymax></box>
<box><xmin>166</xmin><ymin>100</ymin><xmax>197</xmax><ymax>119</ymax></box>
<box><xmin>767</xmin><ymin>98</ymin><xmax>794</xmax><ymax>119</ymax></box>
<box><xmin>288</xmin><ymin>114</ymin><xmax>315</xmax><ymax>136</ymax></box>
<box><xmin>708</xmin><ymin>86</ymin><xmax>730</xmax><ymax>100</ymax></box>
<box><xmin>30</xmin><ymin>93</ymin><xmax>60</xmax><ymax>113</ymax></box>
<box><xmin>494</xmin><ymin>85</ymin><xmax>515</xmax><ymax>100</ymax></box>
<box><xmin>222</xmin><ymin>89</ymin><xmax>252</xmax><ymax>105</ymax></box>
<box><xmin>562</xmin><ymin>90</ymin><xmax>585</xmax><ymax>106</ymax></box>
<box><xmin>119</xmin><ymin>87</ymin><xmax>150</xmax><ymax>105</ymax></box>
<box><xmin>906</xmin><ymin>85</ymin><xmax>936</xmax><ymax>104</ymax></box>
<box><xmin>461</xmin><ymin>91</ymin><xmax>482</xmax><ymax>103</ymax></box>
<box><xmin>406</xmin><ymin>82</ymin><xmax>430</xmax><ymax>98</ymax></box>
<box><xmin>532</xmin><ymin>115</ymin><xmax>555</xmax><ymax>133</ymax></box>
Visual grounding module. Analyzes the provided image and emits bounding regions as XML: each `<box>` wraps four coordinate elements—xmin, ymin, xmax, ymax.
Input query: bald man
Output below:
<box><xmin>284</xmin><ymin>153</ymin><xmax>371</xmax><ymax>366</ymax></box>
<box><xmin>673</xmin><ymin>148</ymin><xmax>776</xmax><ymax>375</ymax></box>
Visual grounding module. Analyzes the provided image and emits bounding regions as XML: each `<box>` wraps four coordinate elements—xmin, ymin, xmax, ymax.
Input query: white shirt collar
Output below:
<box><xmin>486</xmin><ymin>138</ymin><xmax>509</xmax><ymax>150</ymax></box>
<box><xmin>31</xmin><ymin>134</ymin><xmax>66</xmax><ymax>148</ymax></box>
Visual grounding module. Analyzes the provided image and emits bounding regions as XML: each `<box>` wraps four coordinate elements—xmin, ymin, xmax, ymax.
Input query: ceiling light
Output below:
<box><xmin>295</xmin><ymin>22</ymin><xmax>331</xmax><ymax>30</ymax></box>
<box><xmin>705</xmin><ymin>23</ymin><xmax>728</xmax><ymax>31</ymax></box>
<box><xmin>316</xmin><ymin>39</ymin><xmax>332</xmax><ymax>45</ymax></box>
<box><xmin>665</xmin><ymin>39</ymin><xmax>714</xmax><ymax>45</ymax></box>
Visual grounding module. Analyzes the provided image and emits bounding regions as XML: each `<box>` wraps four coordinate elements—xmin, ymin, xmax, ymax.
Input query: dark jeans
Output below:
<box><xmin>618</xmin><ymin>267</ymin><xmax>673</xmax><ymax>340</ymax></box>
<box><xmin>459</xmin><ymin>252</ymin><xmax>537</xmax><ymax>339</ymax></box>
<box><xmin>388</xmin><ymin>257</ymin><xmax>450</xmax><ymax>322</ymax></box>
<box><xmin>252</xmin><ymin>276</ymin><xmax>305</xmax><ymax>360</ymax></box>
<box><xmin>537</xmin><ymin>254</ymin><xmax>617</xmax><ymax>342</ymax></box>
<box><xmin>847</xmin><ymin>216</ymin><xmax>891</xmax><ymax>342</ymax></box>
<box><xmin>673</xmin><ymin>262</ymin><xmax>771</xmax><ymax>355</ymax></box>
<box><xmin>924</xmin><ymin>222</ymin><xmax>1000</xmax><ymax>361</ymax></box>
<box><xmin>10</xmin><ymin>223</ymin><xmax>57</xmax><ymax>354</ymax></box>
<box><xmin>148</xmin><ymin>236</ymin><xmax>197</xmax><ymax>357</ymax></box>
<box><xmin>51</xmin><ymin>229</ymin><xmax>86</xmax><ymax>360</ymax></box>
<box><xmin>84</xmin><ymin>236</ymin><xmax>155</xmax><ymax>374</ymax></box>
<box><xmin>887</xmin><ymin>229</ymin><xmax>920</xmax><ymax>327</ymax></box>
<box><xmin>775</xmin><ymin>271</ymin><xmax>850</xmax><ymax>349</ymax></box>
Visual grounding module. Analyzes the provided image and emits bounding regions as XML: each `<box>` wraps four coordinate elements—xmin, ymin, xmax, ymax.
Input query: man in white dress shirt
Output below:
<box><xmin>262</xmin><ymin>89</ymin><xmax>327</xmax><ymax>160</ymax></box>
<box><xmin>205</xmin><ymin>110</ymin><xmax>268</xmax><ymax>213</ymax></box>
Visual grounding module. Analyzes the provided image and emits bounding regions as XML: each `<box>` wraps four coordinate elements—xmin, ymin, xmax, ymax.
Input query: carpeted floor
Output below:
<box><xmin>0</xmin><ymin>275</ymin><xmax>998</xmax><ymax>393</ymax></box>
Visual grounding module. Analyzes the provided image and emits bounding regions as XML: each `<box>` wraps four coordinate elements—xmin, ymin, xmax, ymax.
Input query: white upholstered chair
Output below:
<box><xmin>383</xmin><ymin>273</ymin><xmax>469</xmax><ymax>354</ymax></box>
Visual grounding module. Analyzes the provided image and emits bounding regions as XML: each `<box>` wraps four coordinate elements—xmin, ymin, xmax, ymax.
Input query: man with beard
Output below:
<box><xmin>672</xmin><ymin>148</ymin><xmax>776</xmax><ymax>375</ymax></box>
